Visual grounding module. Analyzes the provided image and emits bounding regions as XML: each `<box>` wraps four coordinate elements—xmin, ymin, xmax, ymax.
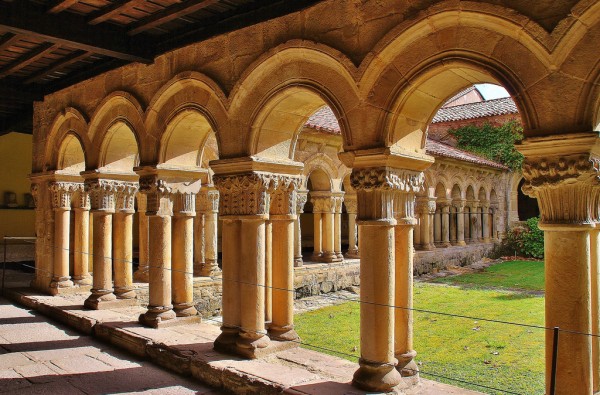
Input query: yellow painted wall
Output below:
<box><xmin>0</xmin><ymin>132</ymin><xmax>34</xmax><ymax>238</ymax></box>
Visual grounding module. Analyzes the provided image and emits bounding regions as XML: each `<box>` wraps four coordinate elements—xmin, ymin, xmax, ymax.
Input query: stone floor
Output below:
<box><xmin>0</xmin><ymin>298</ymin><xmax>221</xmax><ymax>394</ymax></box>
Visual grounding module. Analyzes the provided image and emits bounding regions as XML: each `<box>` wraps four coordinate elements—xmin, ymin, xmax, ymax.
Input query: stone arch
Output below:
<box><xmin>98</xmin><ymin>121</ymin><xmax>140</xmax><ymax>172</ymax></box>
<box><xmin>145</xmin><ymin>72</ymin><xmax>227</xmax><ymax>164</ymax></box>
<box><xmin>451</xmin><ymin>184</ymin><xmax>462</xmax><ymax>200</ymax></box>
<box><xmin>490</xmin><ymin>188</ymin><xmax>499</xmax><ymax>205</ymax></box>
<box><xmin>466</xmin><ymin>185</ymin><xmax>476</xmax><ymax>201</ymax></box>
<box><xmin>478</xmin><ymin>186</ymin><xmax>488</xmax><ymax>202</ymax></box>
<box><xmin>306</xmin><ymin>168</ymin><xmax>333</xmax><ymax>192</ymax></box>
<box><xmin>43</xmin><ymin>107</ymin><xmax>90</xmax><ymax>172</ymax></box>
<box><xmin>56</xmin><ymin>133</ymin><xmax>86</xmax><ymax>174</ymax></box>
<box><xmin>228</xmin><ymin>43</ymin><xmax>360</xmax><ymax>159</ymax></box>
<box><xmin>360</xmin><ymin>6</ymin><xmax>550</xmax><ymax>148</ymax></box>
<box><xmin>159</xmin><ymin>109</ymin><xmax>218</xmax><ymax>169</ymax></box>
<box><xmin>434</xmin><ymin>182</ymin><xmax>447</xmax><ymax>200</ymax></box>
<box><xmin>88</xmin><ymin>91</ymin><xmax>145</xmax><ymax>169</ymax></box>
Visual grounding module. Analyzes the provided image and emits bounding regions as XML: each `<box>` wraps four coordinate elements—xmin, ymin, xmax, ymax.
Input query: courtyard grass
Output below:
<box><xmin>295</xmin><ymin>262</ymin><xmax>546</xmax><ymax>394</ymax></box>
<box><xmin>434</xmin><ymin>260</ymin><xmax>545</xmax><ymax>292</ymax></box>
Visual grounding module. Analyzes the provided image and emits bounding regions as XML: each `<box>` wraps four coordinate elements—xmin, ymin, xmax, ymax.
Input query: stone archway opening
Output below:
<box><xmin>99</xmin><ymin>121</ymin><xmax>139</xmax><ymax>172</ymax></box>
<box><xmin>57</xmin><ymin>134</ymin><xmax>86</xmax><ymax>174</ymax></box>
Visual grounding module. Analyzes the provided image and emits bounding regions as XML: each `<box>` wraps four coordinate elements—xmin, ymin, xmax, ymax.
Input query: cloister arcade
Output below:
<box><xmin>28</xmin><ymin>1</ymin><xmax>600</xmax><ymax>394</ymax></box>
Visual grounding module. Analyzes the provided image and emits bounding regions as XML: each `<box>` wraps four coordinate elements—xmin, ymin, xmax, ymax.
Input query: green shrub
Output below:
<box><xmin>503</xmin><ymin>217</ymin><xmax>544</xmax><ymax>259</ymax></box>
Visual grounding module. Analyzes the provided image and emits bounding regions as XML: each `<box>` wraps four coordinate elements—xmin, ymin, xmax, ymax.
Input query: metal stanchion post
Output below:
<box><xmin>549</xmin><ymin>326</ymin><xmax>559</xmax><ymax>395</ymax></box>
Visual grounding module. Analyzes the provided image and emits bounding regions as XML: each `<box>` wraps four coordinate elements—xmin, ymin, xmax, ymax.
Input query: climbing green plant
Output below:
<box><xmin>448</xmin><ymin>120</ymin><xmax>524</xmax><ymax>171</ymax></box>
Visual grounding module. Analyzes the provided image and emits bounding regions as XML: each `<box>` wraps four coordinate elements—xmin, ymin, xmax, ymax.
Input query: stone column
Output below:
<box><xmin>193</xmin><ymin>205</ymin><xmax>205</xmax><ymax>276</ymax></box>
<box><xmin>482</xmin><ymin>203</ymin><xmax>491</xmax><ymax>242</ymax></box>
<box><xmin>311</xmin><ymin>195</ymin><xmax>323</xmax><ymax>261</ymax></box>
<box><xmin>348</xmin><ymin>166</ymin><xmax>424</xmax><ymax>392</ymax></box>
<box><xmin>312</xmin><ymin>193</ymin><xmax>341</xmax><ymax>263</ymax></box>
<box><xmin>416</xmin><ymin>198</ymin><xmax>431</xmax><ymax>250</ymax></box>
<box><xmin>591</xmin><ymin>227</ymin><xmax>600</xmax><ymax>392</ymax></box>
<box><xmin>294</xmin><ymin>191</ymin><xmax>307</xmax><ymax>267</ymax></box>
<box><xmin>269</xmin><ymin>178</ymin><xmax>300</xmax><ymax>341</ymax></box>
<box><xmin>265</xmin><ymin>219</ymin><xmax>273</xmax><ymax>324</ymax></box>
<box><xmin>334</xmin><ymin>193</ymin><xmax>344</xmax><ymax>260</ymax></box>
<box><xmin>49</xmin><ymin>182</ymin><xmax>76</xmax><ymax>291</ymax></box>
<box><xmin>72</xmin><ymin>186</ymin><xmax>92</xmax><ymax>286</ymax></box>
<box><xmin>30</xmin><ymin>181</ymin><xmax>53</xmax><ymax>292</ymax></box>
<box><xmin>134</xmin><ymin>194</ymin><xmax>149</xmax><ymax>282</ymax></box>
<box><xmin>84</xmin><ymin>179</ymin><xmax>117</xmax><ymax>309</ymax></box>
<box><xmin>519</xmin><ymin>134</ymin><xmax>600</xmax><ymax>395</ymax></box>
<box><xmin>440</xmin><ymin>204</ymin><xmax>451</xmax><ymax>247</ymax></box>
<box><xmin>471</xmin><ymin>204</ymin><xmax>480</xmax><ymax>242</ymax></box>
<box><xmin>449</xmin><ymin>206</ymin><xmax>457</xmax><ymax>245</ymax></box>
<box><xmin>113</xmin><ymin>182</ymin><xmax>138</xmax><ymax>300</ymax></box>
<box><xmin>196</xmin><ymin>187</ymin><xmax>220</xmax><ymax>277</ymax></box>
<box><xmin>394</xmin><ymin>189</ymin><xmax>419</xmax><ymax>380</ymax></box>
<box><xmin>214</xmin><ymin>173</ymin><xmax>273</xmax><ymax>357</ymax></box>
<box><xmin>138</xmin><ymin>176</ymin><xmax>176</xmax><ymax>327</ymax></box>
<box><xmin>345</xmin><ymin>196</ymin><xmax>360</xmax><ymax>258</ymax></box>
<box><xmin>454</xmin><ymin>201</ymin><xmax>466</xmax><ymax>246</ymax></box>
<box><xmin>433</xmin><ymin>208</ymin><xmax>441</xmax><ymax>245</ymax></box>
<box><xmin>172</xmin><ymin>192</ymin><xmax>198</xmax><ymax>317</ymax></box>
<box><xmin>428</xmin><ymin>202</ymin><xmax>435</xmax><ymax>249</ymax></box>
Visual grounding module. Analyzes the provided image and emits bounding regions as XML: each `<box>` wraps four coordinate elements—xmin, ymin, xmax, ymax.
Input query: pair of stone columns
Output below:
<box><xmin>46</xmin><ymin>180</ymin><xmax>92</xmax><ymax>292</ymax></box>
<box><xmin>433</xmin><ymin>200</ymin><xmax>451</xmax><ymax>247</ymax></box>
<box><xmin>193</xmin><ymin>187</ymin><xmax>220</xmax><ymax>277</ymax></box>
<box><xmin>344</xmin><ymin>195</ymin><xmax>360</xmax><ymax>258</ymax></box>
<box><xmin>82</xmin><ymin>177</ymin><xmax>138</xmax><ymax>309</ymax></box>
<box><xmin>311</xmin><ymin>192</ymin><xmax>344</xmax><ymax>263</ymax></box>
<box><xmin>336</xmin><ymin>148</ymin><xmax>431</xmax><ymax>393</ymax></box>
<box><xmin>136</xmin><ymin>169</ymin><xmax>202</xmax><ymax>327</ymax></box>
<box><xmin>415</xmin><ymin>197</ymin><xmax>435</xmax><ymax>250</ymax></box>
<box><xmin>212</xmin><ymin>166</ymin><xmax>301</xmax><ymax>358</ymax></box>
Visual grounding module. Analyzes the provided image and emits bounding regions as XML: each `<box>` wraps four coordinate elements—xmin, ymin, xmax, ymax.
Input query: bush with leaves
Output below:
<box><xmin>502</xmin><ymin>216</ymin><xmax>544</xmax><ymax>259</ymax></box>
<box><xmin>448</xmin><ymin>120</ymin><xmax>524</xmax><ymax>171</ymax></box>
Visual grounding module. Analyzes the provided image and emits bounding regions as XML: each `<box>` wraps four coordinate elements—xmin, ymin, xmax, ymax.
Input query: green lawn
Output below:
<box><xmin>295</xmin><ymin>261</ymin><xmax>546</xmax><ymax>394</ymax></box>
<box><xmin>434</xmin><ymin>260</ymin><xmax>545</xmax><ymax>292</ymax></box>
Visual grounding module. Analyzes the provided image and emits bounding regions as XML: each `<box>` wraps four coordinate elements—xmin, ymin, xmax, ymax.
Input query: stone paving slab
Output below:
<box><xmin>4</xmin><ymin>288</ymin><xmax>483</xmax><ymax>395</ymax></box>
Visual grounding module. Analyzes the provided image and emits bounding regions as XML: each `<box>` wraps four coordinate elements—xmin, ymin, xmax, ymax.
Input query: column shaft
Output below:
<box><xmin>84</xmin><ymin>212</ymin><xmax>115</xmax><ymax>308</ymax></box>
<box><xmin>265</xmin><ymin>220</ymin><xmax>273</xmax><ymax>324</ymax></box>
<box><xmin>52</xmin><ymin>208</ymin><xmax>73</xmax><ymax>289</ymax></box>
<box><xmin>204</xmin><ymin>211</ymin><xmax>219</xmax><ymax>275</ymax></box>
<box><xmin>172</xmin><ymin>215</ymin><xmax>197</xmax><ymax>316</ymax></box>
<box><xmin>113</xmin><ymin>212</ymin><xmax>136</xmax><ymax>299</ymax></box>
<box><xmin>270</xmin><ymin>217</ymin><xmax>298</xmax><ymax>341</ymax></box>
<box><xmin>73</xmin><ymin>208</ymin><xmax>92</xmax><ymax>285</ymax></box>
<box><xmin>139</xmin><ymin>215</ymin><xmax>176</xmax><ymax>326</ymax></box>
<box><xmin>322</xmin><ymin>212</ymin><xmax>336</xmax><ymax>261</ymax></box>
<box><xmin>134</xmin><ymin>198</ymin><xmax>149</xmax><ymax>282</ymax></box>
<box><xmin>312</xmin><ymin>213</ymin><xmax>322</xmax><ymax>260</ymax></box>
<box><xmin>346</xmin><ymin>212</ymin><xmax>359</xmax><ymax>258</ymax></box>
<box><xmin>193</xmin><ymin>213</ymin><xmax>206</xmax><ymax>276</ymax></box>
<box><xmin>482</xmin><ymin>207</ymin><xmax>491</xmax><ymax>242</ymax></box>
<box><xmin>592</xmin><ymin>228</ymin><xmax>600</xmax><ymax>392</ymax></box>
<box><xmin>334</xmin><ymin>211</ymin><xmax>343</xmax><ymax>259</ymax></box>
<box><xmin>237</xmin><ymin>219</ymin><xmax>270</xmax><ymax>351</ymax></box>
<box><xmin>441</xmin><ymin>206</ymin><xmax>450</xmax><ymax>247</ymax></box>
<box><xmin>456</xmin><ymin>207</ymin><xmax>466</xmax><ymax>246</ymax></box>
<box><xmin>294</xmin><ymin>216</ymin><xmax>303</xmax><ymax>266</ymax></box>
<box><xmin>544</xmin><ymin>228</ymin><xmax>592</xmax><ymax>395</ymax></box>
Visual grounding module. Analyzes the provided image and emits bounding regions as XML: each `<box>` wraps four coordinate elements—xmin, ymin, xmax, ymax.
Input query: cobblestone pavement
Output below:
<box><xmin>0</xmin><ymin>298</ymin><xmax>221</xmax><ymax>394</ymax></box>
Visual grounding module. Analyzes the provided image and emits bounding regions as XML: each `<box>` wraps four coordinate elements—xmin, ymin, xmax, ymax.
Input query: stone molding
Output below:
<box><xmin>214</xmin><ymin>172</ymin><xmax>301</xmax><ymax>216</ymax></box>
<box><xmin>49</xmin><ymin>181</ymin><xmax>80</xmax><ymax>210</ymax></box>
<box><xmin>522</xmin><ymin>154</ymin><xmax>600</xmax><ymax>224</ymax></box>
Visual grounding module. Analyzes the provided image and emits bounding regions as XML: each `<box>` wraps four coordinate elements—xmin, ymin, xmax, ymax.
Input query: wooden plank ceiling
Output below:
<box><xmin>0</xmin><ymin>0</ymin><xmax>322</xmax><ymax>135</ymax></box>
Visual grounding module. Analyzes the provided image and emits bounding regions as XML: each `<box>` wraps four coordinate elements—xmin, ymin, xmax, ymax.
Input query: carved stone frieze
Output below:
<box><xmin>521</xmin><ymin>154</ymin><xmax>600</xmax><ymax>224</ymax></box>
<box><xmin>49</xmin><ymin>181</ymin><xmax>80</xmax><ymax>210</ymax></box>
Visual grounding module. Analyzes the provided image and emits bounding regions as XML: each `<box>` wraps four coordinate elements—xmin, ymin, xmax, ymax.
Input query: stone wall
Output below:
<box><xmin>414</xmin><ymin>243</ymin><xmax>496</xmax><ymax>275</ymax></box>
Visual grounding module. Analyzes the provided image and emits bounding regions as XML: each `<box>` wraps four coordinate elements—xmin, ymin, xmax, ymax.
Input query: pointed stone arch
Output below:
<box><xmin>43</xmin><ymin>107</ymin><xmax>90</xmax><ymax>172</ymax></box>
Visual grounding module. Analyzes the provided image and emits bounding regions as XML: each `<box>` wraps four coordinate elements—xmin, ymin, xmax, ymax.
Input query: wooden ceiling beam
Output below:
<box><xmin>24</xmin><ymin>49</ymin><xmax>91</xmax><ymax>84</ymax></box>
<box><xmin>0</xmin><ymin>42</ymin><xmax>60</xmax><ymax>78</ymax></box>
<box><xmin>47</xmin><ymin>0</ymin><xmax>81</xmax><ymax>14</ymax></box>
<box><xmin>0</xmin><ymin>1</ymin><xmax>153</xmax><ymax>63</ymax></box>
<box><xmin>128</xmin><ymin>0</ymin><xmax>219</xmax><ymax>36</ymax></box>
<box><xmin>0</xmin><ymin>32</ymin><xmax>19</xmax><ymax>52</ymax></box>
<box><xmin>87</xmin><ymin>0</ymin><xmax>144</xmax><ymax>25</ymax></box>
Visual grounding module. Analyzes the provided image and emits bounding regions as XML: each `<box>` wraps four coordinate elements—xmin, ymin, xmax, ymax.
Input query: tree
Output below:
<box><xmin>448</xmin><ymin>120</ymin><xmax>524</xmax><ymax>171</ymax></box>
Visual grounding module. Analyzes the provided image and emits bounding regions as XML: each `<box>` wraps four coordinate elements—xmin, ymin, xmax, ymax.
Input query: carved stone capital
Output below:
<box><xmin>452</xmin><ymin>199</ymin><xmax>466</xmax><ymax>210</ymax></box>
<box><xmin>196</xmin><ymin>187</ymin><xmax>219</xmax><ymax>213</ymax></box>
<box><xmin>85</xmin><ymin>179</ymin><xmax>119</xmax><ymax>212</ymax></box>
<box><xmin>344</xmin><ymin>195</ymin><xmax>358</xmax><ymax>214</ymax></box>
<box><xmin>30</xmin><ymin>183</ymin><xmax>40</xmax><ymax>208</ymax></box>
<box><xmin>115</xmin><ymin>182</ymin><xmax>139</xmax><ymax>213</ymax></box>
<box><xmin>296</xmin><ymin>191</ymin><xmax>308</xmax><ymax>214</ymax></box>
<box><xmin>416</xmin><ymin>197</ymin><xmax>436</xmax><ymax>215</ymax></box>
<box><xmin>269</xmin><ymin>174</ymin><xmax>301</xmax><ymax>216</ymax></box>
<box><xmin>350</xmin><ymin>167</ymin><xmax>425</xmax><ymax>193</ymax></box>
<box><xmin>311</xmin><ymin>194</ymin><xmax>336</xmax><ymax>214</ymax></box>
<box><xmin>394</xmin><ymin>191</ymin><xmax>417</xmax><ymax>225</ymax></box>
<box><xmin>173</xmin><ymin>192</ymin><xmax>196</xmax><ymax>216</ymax></box>
<box><xmin>49</xmin><ymin>181</ymin><xmax>79</xmax><ymax>210</ymax></box>
<box><xmin>139</xmin><ymin>175</ymin><xmax>172</xmax><ymax>216</ymax></box>
<box><xmin>73</xmin><ymin>184</ymin><xmax>90</xmax><ymax>210</ymax></box>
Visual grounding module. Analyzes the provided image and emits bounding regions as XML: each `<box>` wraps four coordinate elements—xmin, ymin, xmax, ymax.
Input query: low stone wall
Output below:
<box><xmin>414</xmin><ymin>242</ymin><xmax>497</xmax><ymax>275</ymax></box>
<box><xmin>293</xmin><ymin>260</ymin><xmax>360</xmax><ymax>298</ymax></box>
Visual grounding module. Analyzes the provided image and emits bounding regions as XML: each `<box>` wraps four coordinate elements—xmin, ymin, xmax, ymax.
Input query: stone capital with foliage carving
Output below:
<box><xmin>115</xmin><ymin>182</ymin><xmax>139</xmax><ymax>213</ymax></box>
<box><xmin>139</xmin><ymin>175</ymin><xmax>173</xmax><ymax>216</ymax></box>
<box><xmin>85</xmin><ymin>179</ymin><xmax>120</xmax><ymax>212</ymax></box>
<box><xmin>49</xmin><ymin>181</ymin><xmax>80</xmax><ymax>210</ymax></box>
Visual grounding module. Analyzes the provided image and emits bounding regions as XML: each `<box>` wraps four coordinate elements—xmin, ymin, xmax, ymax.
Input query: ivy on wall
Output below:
<box><xmin>449</xmin><ymin>120</ymin><xmax>524</xmax><ymax>171</ymax></box>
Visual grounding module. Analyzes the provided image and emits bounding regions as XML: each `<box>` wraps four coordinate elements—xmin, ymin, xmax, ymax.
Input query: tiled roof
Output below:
<box><xmin>303</xmin><ymin>106</ymin><xmax>509</xmax><ymax>170</ymax></box>
<box><xmin>305</xmin><ymin>106</ymin><xmax>341</xmax><ymax>134</ymax></box>
<box><xmin>425</xmin><ymin>140</ymin><xmax>508</xmax><ymax>170</ymax></box>
<box><xmin>432</xmin><ymin>97</ymin><xmax>517</xmax><ymax>123</ymax></box>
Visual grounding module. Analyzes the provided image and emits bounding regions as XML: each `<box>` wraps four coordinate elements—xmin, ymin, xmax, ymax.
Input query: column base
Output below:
<box><xmin>138</xmin><ymin>305</ymin><xmax>177</xmax><ymax>327</ymax></box>
<box><xmin>396</xmin><ymin>350</ymin><xmax>419</xmax><ymax>378</ymax></box>
<box><xmin>352</xmin><ymin>358</ymin><xmax>403</xmax><ymax>392</ymax></box>
<box><xmin>421</xmin><ymin>245</ymin><xmax>435</xmax><ymax>251</ymax></box>
<box><xmin>84</xmin><ymin>292</ymin><xmax>137</xmax><ymax>310</ymax></box>
<box><xmin>294</xmin><ymin>257</ymin><xmax>303</xmax><ymax>267</ymax></box>
<box><xmin>345</xmin><ymin>249</ymin><xmax>360</xmax><ymax>259</ymax></box>
<box><xmin>114</xmin><ymin>287</ymin><xmax>137</xmax><ymax>300</ymax></box>
<box><xmin>197</xmin><ymin>261</ymin><xmax>221</xmax><ymax>277</ymax></box>
<box><xmin>49</xmin><ymin>283</ymin><xmax>91</xmax><ymax>296</ymax></box>
<box><xmin>483</xmin><ymin>238</ymin><xmax>492</xmax><ymax>243</ymax></box>
<box><xmin>73</xmin><ymin>275</ymin><xmax>92</xmax><ymax>287</ymax></box>
<box><xmin>235</xmin><ymin>330</ymin><xmax>271</xmax><ymax>357</ymax></box>
<box><xmin>216</xmin><ymin>330</ymin><xmax>298</xmax><ymax>359</ymax></box>
<box><xmin>173</xmin><ymin>302</ymin><xmax>199</xmax><ymax>317</ymax></box>
<box><xmin>452</xmin><ymin>241</ymin><xmax>467</xmax><ymax>246</ymax></box>
<box><xmin>311</xmin><ymin>253</ymin><xmax>323</xmax><ymax>262</ymax></box>
<box><xmin>214</xmin><ymin>326</ymin><xmax>240</xmax><ymax>353</ymax></box>
<box><xmin>133</xmin><ymin>269</ymin><xmax>149</xmax><ymax>282</ymax></box>
<box><xmin>50</xmin><ymin>276</ymin><xmax>74</xmax><ymax>291</ymax></box>
<box><xmin>321</xmin><ymin>252</ymin><xmax>343</xmax><ymax>263</ymax></box>
<box><xmin>335</xmin><ymin>252</ymin><xmax>344</xmax><ymax>260</ymax></box>
<box><xmin>268</xmin><ymin>325</ymin><xmax>300</xmax><ymax>342</ymax></box>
